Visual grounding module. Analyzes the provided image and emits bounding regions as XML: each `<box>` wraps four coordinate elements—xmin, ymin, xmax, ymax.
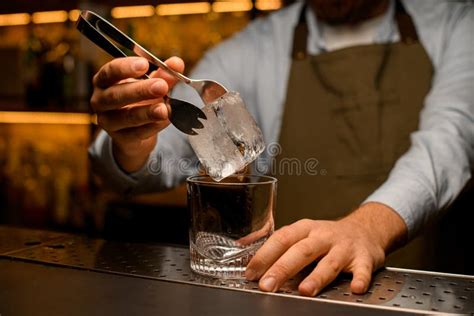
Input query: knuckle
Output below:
<box><xmin>139</xmin><ymin>81</ymin><xmax>153</xmax><ymax>98</ymax></box>
<box><xmin>294</xmin><ymin>241</ymin><xmax>315</xmax><ymax>259</ymax></box>
<box><xmin>92</xmin><ymin>72</ymin><xmax>100</xmax><ymax>87</ymax></box>
<box><xmin>92</xmin><ymin>65</ymin><xmax>109</xmax><ymax>86</ymax></box>
<box><xmin>125</xmin><ymin>107</ymin><xmax>139</xmax><ymax>125</ymax></box>
<box><xmin>95</xmin><ymin>65</ymin><xmax>109</xmax><ymax>86</ymax></box>
<box><xmin>272</xmin><ymin>229</ymin><xmax>293</xmax><ymax>248</ymax></box>
<box><xmin>270</xmin><ymin>263</ymin><xmax>291</xmax><ymax>278</ymax></box>
<box><xmin>106</xmin><ymin>88</ymin><xmax>121</xmax><ymax>106</ymax></box>
<box><xmin>90</xmin><ymin>93</ymin><xmax>100</xmax><ymax>110</ymax></box>
<box><xmin>339</xmin><ymin>239</ymin><xmax>354</xmax><ymax>251</ymax></box>
<box><xmin>320</xmin><ymin>226</ymin><xmax>337</xmax><ymax>240</ymax></box>
<box><xmin>146</xmin><ymin>105</ymin><xmax>157</xmax><ymax>120</ymax></box>
<box><xmin>325</xmin><ymin>257</ymin><xmax>341</xmax><ymax>275</ymax></box>
<box><xmin>297</xmin><ymin>218</ymin><xmax>312</xmax><ymax>227</ymax></box>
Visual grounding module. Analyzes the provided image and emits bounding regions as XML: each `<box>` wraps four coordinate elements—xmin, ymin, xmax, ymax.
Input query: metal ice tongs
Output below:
<box><xmin>76</xmin><ymin>10</ymin><xmax>213</xmax><ymax>135</ymax></box>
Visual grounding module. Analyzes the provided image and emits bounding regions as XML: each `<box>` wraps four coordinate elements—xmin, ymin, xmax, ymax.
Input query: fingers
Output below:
<box><xmin>91</xmin><ymin>78</ymin><xmax>168</xmax><ymax>112</ymax></box>
<box><xmin>298</xmin><ymin>247</ymin><xmax>350</xmax><ymax>296</ymax></box>
<box><xmin>245</xmin><ymin>217</ymin><xmax>385</xmax><ymax>297</ymax></box>
<box><xmin>151</xmin><ymin>56</ymin><xmax>185</xmax><ymax>89</ymax></box>
<box><xmin>257</xmin><ymin>237</ymin><xmax>330</xmax><ymax>292</ymax></box>
<box><xmin>89</xmin><ymin>56</ymin><xmax>180</xmax><ymax>174</ymax></box>
<box><xmin>93</xmin><ymin>57</ymin><xmax>149</xmax><ymax>89</ymax></box>
<box><xmin>98</xmin><ymin>102</ymin><xmax>169</xmax><ymax>132</ymax></box>
<box><xmin>245</xmin><ymin>219</ymin><xmax>313</xmax><ymax>281</ymax></box>
<box><xmin>350</xmin><ymin>259</ymin><xmax>374</xmax><ymax>294</ymax></box>
<box><xmin>91</xmin><ymin>56</ymin><xmax>184</xmax><ymax>114</ymax></box>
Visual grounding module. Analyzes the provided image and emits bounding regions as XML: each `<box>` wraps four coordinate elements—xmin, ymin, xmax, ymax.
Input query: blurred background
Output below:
<box><xmin>0</xmin><ymin>0</ymin><xmax>290</xmax><ymax>244</ymax></box>
<box><xmin>0</xmin><ymin>1</ymin><xmax>472</xmax><ymax>276</ymax></box>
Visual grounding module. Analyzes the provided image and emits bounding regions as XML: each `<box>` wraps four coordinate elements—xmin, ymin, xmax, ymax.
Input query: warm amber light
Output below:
<box><xmin>212</xmin><ymin>0</ymin><xmax>253</xmax><ymax>13</ymax></box>
<box><xmin>255</xmin><ymin>0</ymin><xmax>282</xmax><ymax>11</ymax></box>
<box><xmin>0</xmin><ymin>13</ymin><xmax>30</xmax><ymax>26</ymax></box>
<box><xmin>0</xmin><ymin>112</ymin><xmax>93</xmax><ymax>125</ymax></box>
<box><xmin>69</xmin><ymin>10</ymin><xmax>81</xmax><ymax>22</ymax></box>
<box><xmin>32</xmin><ymin>10</ymin><xmax>68</xmax><ymax>24</ymax></box>
<box><xmin>111</xmin><ymin>5</ymin><xmax>155</xmax><ymax>19</ymax></box>
<box><xmin>157</xmin><ymin>2</ymin><xmax>211</xmax><ymax>16</ymax></box>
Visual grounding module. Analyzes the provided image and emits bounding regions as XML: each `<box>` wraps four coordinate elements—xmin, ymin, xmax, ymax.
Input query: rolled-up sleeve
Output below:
<box><xmin>365</xmin><ymin>6</ymin><xmax>474</xmax><ymax>238</ymax></box>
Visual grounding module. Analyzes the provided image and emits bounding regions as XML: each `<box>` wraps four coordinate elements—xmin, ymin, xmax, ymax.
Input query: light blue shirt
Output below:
<box><xmin>89</xmin><ymin>0</ymin><xmax>474</xmax><ymax>238</ymax></box>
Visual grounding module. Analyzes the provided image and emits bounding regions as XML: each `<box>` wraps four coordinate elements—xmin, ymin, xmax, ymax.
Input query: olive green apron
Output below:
<box><xmin>275</xmin><ymin>1</ymin><xmax>435</xmax><ymax>268</ymax></box>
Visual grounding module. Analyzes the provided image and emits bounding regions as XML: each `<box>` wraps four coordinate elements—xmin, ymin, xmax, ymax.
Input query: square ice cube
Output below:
<box><xmin>188</xmin><ymin>91</ymin><xmax>265</xmax><ymax>181</ymax></box>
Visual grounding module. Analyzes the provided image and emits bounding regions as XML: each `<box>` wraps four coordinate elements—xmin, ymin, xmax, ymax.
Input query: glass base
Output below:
<box><xmin>189</xmin><ymin>231</ymin><xmax>268</xmax><ymax>279</ymax></box>
<box><xmin>189</xmin><ymin>242</ymin><xmax>251</xmax><ymax>279</ymax></box>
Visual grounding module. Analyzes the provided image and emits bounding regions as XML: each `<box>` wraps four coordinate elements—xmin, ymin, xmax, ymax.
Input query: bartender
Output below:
<box><xmin>89</xmin><ymin>0</ymin><xmax>473</xmax><ymax>296</ymax></box>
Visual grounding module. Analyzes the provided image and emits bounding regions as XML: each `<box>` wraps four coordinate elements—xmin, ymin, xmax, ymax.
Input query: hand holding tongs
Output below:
<box><xmin>77</xmin><ymin>10</ymin><xmax>226</xmax><ymax>135</ymax></box>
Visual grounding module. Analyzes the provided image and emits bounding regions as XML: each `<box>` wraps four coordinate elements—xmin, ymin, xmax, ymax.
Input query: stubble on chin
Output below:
<box><xmin>307</xmin><ymin>0</ymin><xmax>390</xmax><ymax>25</ymax></box>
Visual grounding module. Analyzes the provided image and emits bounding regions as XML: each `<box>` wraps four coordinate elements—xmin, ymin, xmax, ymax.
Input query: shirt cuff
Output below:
<box><xmin>89</xmin><ymin>132</ymin><xmax>158</xmax><ymax>194</ymax></box>
<box><xmin>363</xmin><ymin>175</ymin><xmax>436</xmax><ymax>240</ymax></box>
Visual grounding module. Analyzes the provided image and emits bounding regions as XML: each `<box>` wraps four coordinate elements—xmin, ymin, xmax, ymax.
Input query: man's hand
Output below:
<box><xmin>91</xmin><ymin>56</ymin><xmax>185</xmax><ymax>173</ymax></box>
<box><xmin>245</xmin><ymin>202</ymin><xmax>407</xmax><ymax>296</ymax></box>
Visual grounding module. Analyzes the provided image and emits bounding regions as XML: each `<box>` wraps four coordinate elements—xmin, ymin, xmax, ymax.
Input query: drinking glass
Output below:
<box><xmin>187</xmin><ymin>175</ymin><xmax>277</xmax><ymax>279</ymax></box>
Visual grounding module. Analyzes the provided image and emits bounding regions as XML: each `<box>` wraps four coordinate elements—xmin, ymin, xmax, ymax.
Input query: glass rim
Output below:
<box><xmin>186</xmin><ymin>174</ymin><xmax>277</xmax><ymax>186</ymax></box>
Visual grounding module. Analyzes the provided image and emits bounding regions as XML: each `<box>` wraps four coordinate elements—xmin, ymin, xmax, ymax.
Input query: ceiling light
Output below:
<box><xmin>255</xmin><ymin>0</ymin><xmax>282</xmax><ymax>11</ymax></box>
<box><xmin>111</xmin><ymin>5</ymin><xmax>155</xmax><ymax>19</ymax></box>
<box><xmin>212</xmin><ymin>0</ymin><xmax>253</xmax><ymax>13</ymax></box>
<box><xmin>32</xmin><ymin>10</ymin><xmax>68</xmax><ymax>24</ymax></box>
<box><xmin>69</xmin><ymin>10</ymin><xmax>81</xmax><ymax>22</ymax></box>
<box><xmin>157</xmin><ymin>2</ymin><xmax>211</xmax><ymax>16</ymax></box>
<box><xmin>0</xmin><ymin>13</ymin><xmax>30</xmax><ymax>27</ymax></box>
<box><xmin>0</xmin><ymin>112</ymin><xmax>93</xmax><ymax>125</ymax></box>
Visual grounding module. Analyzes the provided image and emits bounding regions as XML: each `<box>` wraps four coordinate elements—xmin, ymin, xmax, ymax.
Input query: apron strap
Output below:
<box><xmin>394</xmin><ymin>0</ymin><xmax>419</xmax><ymax>44</ymax></box>
<box><xmin>292</xmin><ymin>0</ymin><xmax>420</xmax><ymax>60</ymax></box>
<box><xmin>291</xmin><ymin>4</ymin><xmax>308</xmax><ymax>60</ymax></box>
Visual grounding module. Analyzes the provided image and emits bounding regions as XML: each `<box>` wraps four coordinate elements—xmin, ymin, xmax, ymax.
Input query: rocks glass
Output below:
<box><xmin>187</xmin><ymin>175</ymin><xmax>277</xmax><ymax>278</ymax></box>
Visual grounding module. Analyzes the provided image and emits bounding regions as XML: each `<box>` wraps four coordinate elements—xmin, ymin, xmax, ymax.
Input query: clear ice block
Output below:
<box><xmin>188</xmin><ymin>91</ymin><xmax>265</xmax><ymax>181</ymax></box>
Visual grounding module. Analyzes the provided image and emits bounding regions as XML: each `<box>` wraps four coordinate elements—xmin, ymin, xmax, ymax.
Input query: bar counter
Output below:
<box><xmin>0</xmin><ymin>225</ymin><xmax>472</xmax><ymax>315</ymax></box>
